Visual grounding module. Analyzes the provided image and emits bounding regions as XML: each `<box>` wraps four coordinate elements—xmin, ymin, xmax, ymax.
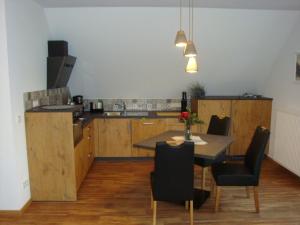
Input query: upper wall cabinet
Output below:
<box><xmin>192</xmin><ymin>98</ymin><xmax>272</xmax><ymax>156</ymax></box>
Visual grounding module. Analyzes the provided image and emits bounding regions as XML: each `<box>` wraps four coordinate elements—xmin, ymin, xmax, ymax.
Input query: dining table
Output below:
<box><xmin>133</xmin><ymin>130</ymin><xmax>234</xmax><ymax>208</ymax></box>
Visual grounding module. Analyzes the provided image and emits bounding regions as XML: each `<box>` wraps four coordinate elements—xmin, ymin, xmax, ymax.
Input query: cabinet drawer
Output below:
<box><xmin>131</xmin><ymin>119</ymin><xmax>167</xmax><ymax>157</ymax></box>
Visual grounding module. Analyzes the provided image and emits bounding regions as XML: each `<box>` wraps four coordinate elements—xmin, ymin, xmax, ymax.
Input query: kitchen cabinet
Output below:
<box><xmin>75</xmin><ymin>122</ymin><xmax>95</xmax><ymax>190</ymax></box>
<box><xmin>230</xmin><ymin>100</ymin><xmax>272</xmax><ymax>155</ymax></box>
<box><xmin>96</xmin><ymin>119</ymin><xmax>132</xmax><ymax>157</ymax></box>
<box><xmin>192</xmin><ymin>100</ymin><xmax>232</xmax><ymax>133</ymax></box>
<box><xmin>166</xmin><ymin>118</ymin><xmax>200</xmax><ymax>133</ymax></box>
<box><xmin>25</xmin><ymin>112</ymin><xmax>77</xmax><ymax>201</ymax></box>
<box><xmin>25</xmin><ymin>111</ymin><xmax>95</xmax><ymax>201</ymax></box>
<box><xmin>131</xmin><ymin>119</ymin><xmax>168</xmax><ymax>157</ymax></box>
<box><xmin>192</xmin><ymin>98</ymin><xmax>272</xmax><ymax>156</ymax></box>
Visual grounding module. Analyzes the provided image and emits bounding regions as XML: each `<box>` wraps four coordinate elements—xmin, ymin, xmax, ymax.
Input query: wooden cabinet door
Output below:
<box><xmin>131</xmin><ymin>119</ymin><xmax>167</xmax><ymax>157</ymax></box>
<box><xmin>166</xmin><ymin>118</ymin><xmax>200</xmax><ymax>133</ymax></box>
<box><xmin>75</xmin><ymin>139</ymin><xmax>85</xmax><ymax>190</ymax></box>
<box><xmin>197</xmin><ymin>100</ymin><xmax>232</xmax><ymax>133</ymax></box>
<box><xmin>230</xmin><ymin>100</ymin><xmax>272</xmax><ymax>155</ymax></box>
<box><xmin>97</xmin><ymin>119</ymin><xmax>132</xmax><ymax>157</ymax></box>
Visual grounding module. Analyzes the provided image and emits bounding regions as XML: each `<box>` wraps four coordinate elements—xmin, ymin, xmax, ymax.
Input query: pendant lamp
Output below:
<box><xmin>175</xmin><ymin>0</ymin><xmax>187</xmax><ymax>47</ymax></box>
<box><xmin>186</xmin><ymin>57</ymin><xmax>198</xmax><ymax>73</ymax></box>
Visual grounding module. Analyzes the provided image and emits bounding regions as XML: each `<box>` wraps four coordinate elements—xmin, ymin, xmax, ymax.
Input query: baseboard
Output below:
<box><xmin>266</xmin><ymin>156</ymin><xmax>300</xmax><ymax>178</ymax></box>
<box><xmin>95</xmin><ymin>157</ymin><xmax>153</xmax><ymax>161</ymax></box>
<box><xmin>0</xmin><ymin>198</ymin><xmax>31</xmax><ymax>215</ymax></box>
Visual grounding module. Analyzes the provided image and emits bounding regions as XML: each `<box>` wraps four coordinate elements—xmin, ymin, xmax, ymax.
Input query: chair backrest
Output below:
<box><xmin>153</xmin><ymin>141</ymin><xmax>194</xmax><ymax>201</ymax></box>
<box><xmin>207</xmin><ymin>115</ymin><xmax>231</xmax><ymax>136</ymax></box>
<box><xmin>244</xmin><ymin>126</ymin><xmax>270</xmax><ymax>179</ymax></box>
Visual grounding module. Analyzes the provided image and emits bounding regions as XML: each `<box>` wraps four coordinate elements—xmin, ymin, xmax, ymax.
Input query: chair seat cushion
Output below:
<box><xmin>212</xmin><ymin>163</ymin><xmax>258</xmax><ymax>186</ymax></box>
<box><xmin>195</xmin><ymin>152</ymin><xmax>226</xmax><ymax>167</ymax></box>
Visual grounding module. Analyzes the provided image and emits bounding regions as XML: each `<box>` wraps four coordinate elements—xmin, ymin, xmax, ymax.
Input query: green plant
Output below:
<box><xmin>189</xmin><ymin>82</ymin><xmax>206</xmax><ymax>99</ymax></box>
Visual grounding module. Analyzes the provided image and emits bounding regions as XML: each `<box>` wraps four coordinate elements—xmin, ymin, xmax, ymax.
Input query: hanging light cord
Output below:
<box><xmin>188</xmin><ymin>0</ymin><xmax>191</xmax><ymax>40</ymax></box>
<box><xmin>191</xmin><ymin>0</ymin><xmax>194</xmax><ymax>41</ymax></box>
<box><xmin>179</xmin><ymin>0</ymin><xmax>182</xmax><ymax>30</ymax></box>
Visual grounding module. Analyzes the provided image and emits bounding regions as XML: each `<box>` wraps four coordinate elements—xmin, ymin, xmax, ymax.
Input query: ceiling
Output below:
<box><xmin>34</xmin><ymin>0</ymin><xmax>300</xmax><ymax>10</ymax></box>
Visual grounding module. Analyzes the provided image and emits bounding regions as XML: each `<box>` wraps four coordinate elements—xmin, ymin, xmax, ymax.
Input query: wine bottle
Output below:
<box><xmin>181</xmin><ymin>92</ymin><xmax>188</xmax><ymax>112</ymax></box>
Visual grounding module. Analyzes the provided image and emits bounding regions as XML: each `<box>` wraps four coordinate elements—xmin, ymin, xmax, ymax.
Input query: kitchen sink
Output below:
<box><xmin>104</xmin><ymin>112</ymin><xmax>122</xmax><ymax>116</ymax></box>
<box><xmin>103</xmin><ymin>111</ymin><xmax>149</xmax><ymax>117</ymax></box>
<box><xmin>125</xmin><ymin>111</ymin><xmax>149</xmax><ymax>117</ymax></box>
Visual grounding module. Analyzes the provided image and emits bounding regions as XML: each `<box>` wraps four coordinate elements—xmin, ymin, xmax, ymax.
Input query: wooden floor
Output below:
<box><xmin>1</xmin><ymin>158</ymin><xmax>300</xmax><ymax>225</ymax></box>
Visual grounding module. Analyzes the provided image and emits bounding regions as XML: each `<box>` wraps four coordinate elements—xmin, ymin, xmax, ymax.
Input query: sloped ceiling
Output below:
<box><xmin>45</xmin><ymin>7</ymin><xmax>300</xmax><ymax>98</ymax></box>
<box><xmin>35</xmin><ymin>0</ymin><xmax>300</xmax><ymax>10</ymax></box>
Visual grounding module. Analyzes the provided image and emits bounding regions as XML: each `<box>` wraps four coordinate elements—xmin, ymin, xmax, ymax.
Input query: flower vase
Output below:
<box><xmin>184</xmin><ymin>125</ymin><xmax>192</xmax><ymax>141</ymax></box>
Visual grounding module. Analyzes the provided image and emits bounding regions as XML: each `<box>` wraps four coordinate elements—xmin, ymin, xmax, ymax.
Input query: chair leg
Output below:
<box><xmin>202</xmin><ymin>167</ymin><xmax>206</xmax><ymax>190</ymax></box>
<box><xmin>189</xmin><ymin>200</ymin><xmax>193</xmax><ymax>225</ymax></box>
<box><xmin>210</xmin><ymin>178</ymin><xmax>215</xmax><ymax>197</ymax></box>
<box><xmin>253</xmin><ymin>186</ymin><xmax>260</xmax><ymax>213</ymax></box>
<box><xmin>150</xmin><ymin>191</ymin><xmax>153</xmax><ymax>209</ymax></box>
<box><xmin>185</xmin><ymin>201</ymin><xmax>189</xmax><ymax>210</ymax></box>
<box><xmin>153</xmin><ymin>201</ymin><xmax>157</xmax><ymax>225</ymax></box>
<box><xmin>215</xmin><ymin>186</ymin><xmax>221</xmax><ymax>212</ymax></box>
<box><xmin>246</xmin><ymin>186</ymin><xmax>250</xmax><ymax>198</ymax></box>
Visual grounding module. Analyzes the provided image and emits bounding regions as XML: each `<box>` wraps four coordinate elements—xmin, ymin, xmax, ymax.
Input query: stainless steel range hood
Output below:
<box><xmin>47</xmin><ymin>56</ymin><xmax>76</xmax><ymax>89</ymax></box>
<box><xmin>47</xmin><ymin>40</ymin><xmax>76</xmax><ymax>89</ymax></box>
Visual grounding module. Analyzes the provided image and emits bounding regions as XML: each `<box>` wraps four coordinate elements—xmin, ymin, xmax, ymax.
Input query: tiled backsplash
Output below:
<box><xmin>23</xmin><ymin>87</ymin><xmax>70</xmax><ymax>111</ymax></box>
<box><xmin>23</xmin><ymin>87</ymin><xmax>186</xmax><ymax>112</ymax></box>
<box><xmin>84</xmin><ymin>99</ymin><xmax>185</xmax><ymax>111</ymax></box>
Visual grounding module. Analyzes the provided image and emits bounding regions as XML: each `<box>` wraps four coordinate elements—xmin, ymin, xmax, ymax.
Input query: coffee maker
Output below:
<box><xmin>73</xmin><ymin>95</ymin><xmax>83</xmax><ymax>105</ymax></box>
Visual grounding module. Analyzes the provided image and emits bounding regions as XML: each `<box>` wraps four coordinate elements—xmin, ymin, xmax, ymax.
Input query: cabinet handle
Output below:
<box><xmin>87</xmin><ymin>136</ymin><xmax>91</xmax><ymax>140</ymax></box>
<box><xmin>143</xmin><ymin>122</ymin><xmax>154</xmax><ymax>125</ymax></box>
<box><xmin>88</xmin><ymin>154</ymin><xmax>91</xmax><ymax>158</ymax></box>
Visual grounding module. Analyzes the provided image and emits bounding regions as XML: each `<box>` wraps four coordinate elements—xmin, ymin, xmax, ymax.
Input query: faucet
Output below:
<box><xmin>113</xmin><ymin>101</ymin><xmax>127</xmax><ymax>114</ymax></box>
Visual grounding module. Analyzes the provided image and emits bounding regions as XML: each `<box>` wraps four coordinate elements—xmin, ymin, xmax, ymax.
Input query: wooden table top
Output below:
<box><xmin>133</xmin><ymin>130</ymin><xmax>234</xmax><ymax>159</ymax></box>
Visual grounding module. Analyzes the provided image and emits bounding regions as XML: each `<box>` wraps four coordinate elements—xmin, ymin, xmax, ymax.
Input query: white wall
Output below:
<box><xmin>0</xmin><ymin>0</ymin><xmax>49</xmax><ymax>210</ymax></box>
<box><xmin>0</xmin><ymin>0</ymin><xmax>23</xmax><ymax>210</ymax></box>
<box><xmin>45</xmin><ymin>7</ymin><xmax>299</xmax><ymax>99</ymax></box>
<box><xmin>263</xmin><ymin>14</ymin><xmax>300</xmax><ymax>160</ymax></box>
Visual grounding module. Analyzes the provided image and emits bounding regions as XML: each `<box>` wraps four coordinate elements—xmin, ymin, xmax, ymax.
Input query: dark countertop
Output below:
<box><xmin>81</xmin><ymin>111</ymin><xmax>181</xmax><ymax>127</ymax></box>
<box><xmin>193</xmin><ymin>96</ymin><xmax>273</xmax><ymax>100</ymax></box>
<box><xmin>26</xmin><ymin>105</ymin><xmax>83</xmax><ymax>112</ymax></box>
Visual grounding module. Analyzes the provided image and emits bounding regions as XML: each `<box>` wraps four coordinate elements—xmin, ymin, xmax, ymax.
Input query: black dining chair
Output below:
<box><xmin>211</xmin><ymin>126</ymin><xmax>270</xmax><ymax>213</ymax></box>
<box><xmin>194</xmin><ymin>115</ymin><xmax>231</xmax><ymax>190</ymax></box>
<box><xmin>150</xmin><ymin>141</ymin><xmax>195</xmax><ymax>225</ymax></box>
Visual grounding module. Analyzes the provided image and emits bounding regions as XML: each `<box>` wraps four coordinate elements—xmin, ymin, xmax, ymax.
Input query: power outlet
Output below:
<box><xmin>22</xmin><ymin>179</ymin><xmax>29</xmax><ymax>190</ymax></box>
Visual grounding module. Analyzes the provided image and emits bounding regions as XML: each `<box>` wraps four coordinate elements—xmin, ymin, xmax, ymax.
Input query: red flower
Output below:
<box><xmin>181</xmin><ymin>111</ymin><xmax>189</xmax><ymax>120</ymax></box>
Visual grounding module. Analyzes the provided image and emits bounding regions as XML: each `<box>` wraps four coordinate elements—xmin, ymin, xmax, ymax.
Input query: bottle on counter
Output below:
<box><xmin>181</xmin><ymin>92</ymin><xmax>188</xmax><ymax>112</ymax></box>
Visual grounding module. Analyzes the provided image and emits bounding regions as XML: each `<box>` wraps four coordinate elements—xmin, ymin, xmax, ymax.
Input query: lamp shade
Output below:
<box><xmin>184</xmin><ymin>41</ymin><xmax>197</xmax><ymax>57</ymax></box>
<box><xmin>186</xmin><ymin>57</ymin><xmax>198</xmax><ymax>73</ymax></box>
<box><xmin>175</xmin><ymin>30</ymin><xmax>187</xmax><ymax>47</ymax></box>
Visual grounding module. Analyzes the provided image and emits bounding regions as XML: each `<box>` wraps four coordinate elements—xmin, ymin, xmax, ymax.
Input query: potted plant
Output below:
<box><xmin>179</xmin><ymin>110</ymin><xmax>203</xmax><ymax>140</ymax></box>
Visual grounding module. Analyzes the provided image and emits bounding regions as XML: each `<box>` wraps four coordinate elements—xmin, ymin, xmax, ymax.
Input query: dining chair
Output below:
<box><xmin>211</xmin><ymin>126</ymin><xmax>270</xmax><ymax>213</ymax></box>
<box><xmin>194</xmin><ymin>115</ymin><xmax>231</xmax><ymax>190</ymax></box>
<box><xmin>150</xmin><ymin>141</ymin><xmax>195</xmax><ymax>225</ymax></box>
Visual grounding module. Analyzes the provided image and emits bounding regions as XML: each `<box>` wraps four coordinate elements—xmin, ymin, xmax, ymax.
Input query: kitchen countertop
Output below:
<box><xmin>193</xmin><ymin>96</ymin><xmax>273</xmax><ymax>100</ymax></box>
<box><xmin>81</xmin><ymin>111</ymin><xmax>181</xmax><ymax>127</ymax></box>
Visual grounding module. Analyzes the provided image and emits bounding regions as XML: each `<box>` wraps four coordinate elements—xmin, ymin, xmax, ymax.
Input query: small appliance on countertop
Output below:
<box><xmin>90</xmin><ymin>99</ymin><xmax>104</xmax><ymax>113</ymax></box>
<box><xmin>72</xmin><ymin>95</ymin><xmax>83</xmax><ymax>105</ymax></box>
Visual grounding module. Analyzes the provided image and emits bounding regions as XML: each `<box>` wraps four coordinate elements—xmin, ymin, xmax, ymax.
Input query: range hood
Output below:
<box><xmin>47</xmin><ymin>41</ymin><xmax>76</xmax><ymax>89</ymax></box>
